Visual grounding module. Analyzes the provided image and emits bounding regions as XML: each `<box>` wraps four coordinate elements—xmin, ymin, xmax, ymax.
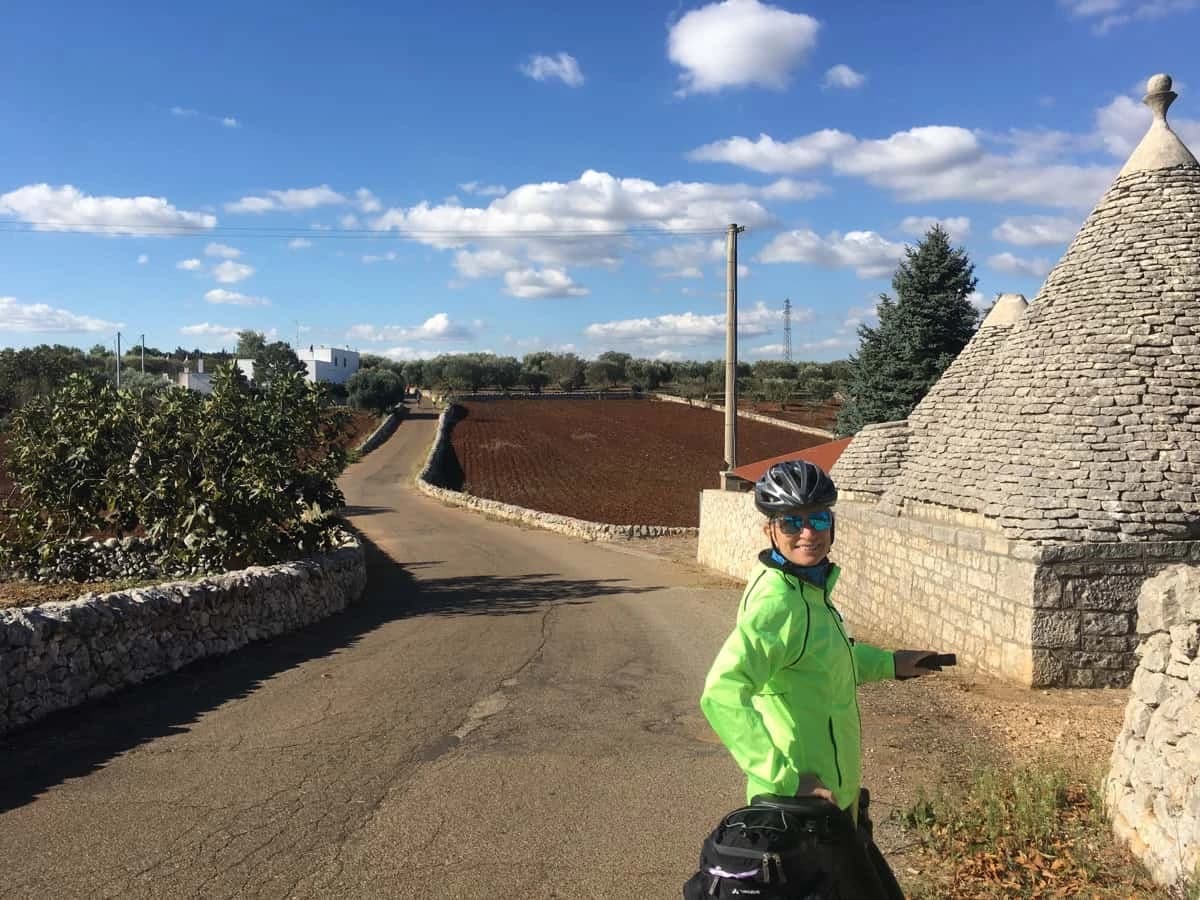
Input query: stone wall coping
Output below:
<box><xmin>353</xmin><ymin>404</ymin><xmax>405</xmax><ymax>456</ymax></box>
<box><xmin>650</xmin><ymin>392</ymin><xmax>835</xmax><ymax>439</ymax></box>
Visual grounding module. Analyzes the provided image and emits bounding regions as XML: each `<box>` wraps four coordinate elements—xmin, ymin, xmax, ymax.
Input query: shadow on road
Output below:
<box><xmin>0</xmin><ymin>532</ymin><xmax>662</xmax><ymax>813</ymax></box>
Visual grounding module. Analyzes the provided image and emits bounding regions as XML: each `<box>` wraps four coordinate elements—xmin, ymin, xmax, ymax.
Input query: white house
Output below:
<box><xmin>177</xmin><ymin>357</ymin><xmax>214</xmax><ymax>394</ymax></box>
<box><xmin>303</xmin><ymin>345</ymin><xmax>359</xmax><ymax>385</ymax></box>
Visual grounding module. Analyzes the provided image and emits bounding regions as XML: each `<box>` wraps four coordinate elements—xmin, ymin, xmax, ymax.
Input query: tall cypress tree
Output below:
<box><xmin>837</xmin><ymin>225</ymin><xmax>978</xmax><ymax>436</ymax></box>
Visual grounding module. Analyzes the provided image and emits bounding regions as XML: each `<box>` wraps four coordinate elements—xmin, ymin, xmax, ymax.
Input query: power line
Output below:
<box><xmin>0</xmin><ymin>220</ymin><xmax>735</xmax><ymax>241</ymax></box>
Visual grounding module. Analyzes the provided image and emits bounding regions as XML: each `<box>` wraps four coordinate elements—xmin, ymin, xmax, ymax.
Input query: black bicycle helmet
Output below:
<box><xmin>754</xmin><ymin>460</ymin><xmax>838</xmax><ymax>517</ymax></box>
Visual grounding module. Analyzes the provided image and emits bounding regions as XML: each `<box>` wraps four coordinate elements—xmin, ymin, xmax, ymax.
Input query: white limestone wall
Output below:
<box><xmin>1106</xmin><ymin>565</ymin><xmax>1200</xmax><ymax>891</ymax></box>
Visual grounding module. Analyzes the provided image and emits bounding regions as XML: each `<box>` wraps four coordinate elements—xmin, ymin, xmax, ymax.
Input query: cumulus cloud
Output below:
<box><xmin>177</xmin><ymin>258</ymin><xmax>203</xmax><ymax>271</ymax></box>
<box><xmin>459</xmin><ymin>181</ymin><xmax>509</xmax><ymax>197</ymax></box>
<box><xmin>137</xmin><ymin>254</ymin><xmax>149</xmax><ymax>264</ymax></box>
<box><xmin>180</xmin><ymin>323</ymin><xmax>245</xmax><ymax>345</ymax></box>
<box><xmin>204</xmin><ymin>288</ymin><xmax>270</xmax><ymax>306</ymax></box>
<box><xmin>504</xmin><ymin>267</ymin><xmax>588</xmax><ymax>299</ymax></box>
<box><xmin>689</xmin><ymin>123</ymin><xmax>1114</xmax><ymax>208</ymax></box>
<box><xmin>212</xmin><ymin>260</ymin><xmax>255</xmax><ymax>283</ymax></box>
<box><xmin>1061</xmin><ymin>0</ymin><xmax>1197</xmax><ymax>33</ymax></box>
<box><xmin>0</xmin><ymin>296</ymin><xmax>122</xmax><ymax>333</ymax></box>
<box><xmin>649</xmin><ymin>239</ymin><xmax>725</xmax><ymax>279</ymax></box>
<box><xmin>520</xmin><ymin>52</ymin><xmax>585</xmax><ymax>87</ymax></box>
<box><xmin>823</xmin><ymin>64</ymin><xmax>865</xmax><ymax>89</ymax></box>
<box><xmin>355</xmin><ymin>188</ymin><xmax>382</xmax><ymax>213</ymax></box>
<box><xmin>900</xmin><ymin>215</ymin><xmax>971</xmax><ymax>241</ymax></box>
<box><xmin>362</xmin><ymin>251</ymin><xmax>399</xmax><ymax>263</ymax></box>
<box><xmin>288</xmin><ymin>238</ymin><xmax>312</xmax><ymax>249</ymax></box>
<box><xmin>992</xmin><ymin>215</ymin><xmax>1079</xmax><ymax>246</ymax></box>
<box><xmin>758</xmin><ymin>229</ymin><xmax>906</xmax><ymax>278</ymax></box>
<box><xmin>0</xmin><ymin>183</ymin><xmax>216</xmax><ymax>235</ymax></box>
<box><xmin>205</xmin><ymin>242</ymin><xmax>241</xmax><ymax>258</ymax></box>
<box><xmin>225</xmin><ymin>185</ymin><xmax>346</xmax><ymax>214</ymax></box>
<box><xmin>454</xmin><ymin>248</ymin><xmax>519</xmax><ymax>279</ymax></box>
<box><xmin>347</xmin><ymin>312</ymin><xmax>472</xmax><ymax>343</ymax></box>
<box><xmin>584</xmin><ymin>301</ymin><xmax>803</xmax><ymax>347</ymax></box>
<box><xmin>988</xmin><ymin>252</ymin><xmax>1054</xmax><ymax>278</ymax></box>
<box><xmin>668</xmin><ymin>0</ymin><xmax>820</xmax><ymax>95</ymax></box>
<box><xmin>1095</xmin><ymin>92</ymin><xmax>1200</xmax><ymax>157</ymax></box>
<box><xmin>760</xmin><ymin>178</ymin><xmax>828</xmax><ymax>200</ymax></box>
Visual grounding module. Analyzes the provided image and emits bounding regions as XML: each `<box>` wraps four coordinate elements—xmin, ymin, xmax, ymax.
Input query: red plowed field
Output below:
<box><xmin>448</xmin><ymin>399</ymin><xmax>827</xmax><ymax>526</ymax></box>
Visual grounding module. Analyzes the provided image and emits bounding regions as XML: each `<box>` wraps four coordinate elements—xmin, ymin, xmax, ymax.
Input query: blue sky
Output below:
<box><xmin>2</xmin><ymin>0</ymin><xmax>1198</xmax><ymax>362</ymax></box>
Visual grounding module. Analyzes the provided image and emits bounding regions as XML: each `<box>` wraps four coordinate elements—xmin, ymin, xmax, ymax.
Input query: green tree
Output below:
<box><xmin>544</xmin><ymin>353</ymin><xmax>586</xmax><ymax>391</ymax></box>
<box><xmin>253</xmin><ymin>341</ymin><xmax>307</xmax><ymax>386</ymax></box>
<box><xmin>519</xmin><ymin>367</ymin><xmax>550</xmax><ymax>393</ymax></box>
<box><xmin>235</xmin><ymin>330</ymin><xmax>268</xmax><ymax>358</ymax></box>
<box><xmin>596</xmin><ymin>351</ymin><xmax>631</xmax><ymax>383</ymax></box>
<box><xmin>586</xmin><ymin>358</ymin><xmax>622</xmax><ymax>390</ymax></box>
<box><xmin>347</xmin><ymin>368</ymin><xmax>405</xmax><ymax>414</ymax></box>
<box><xmin>837</xmin><ymin>225</ymin><xmax>978</xmax><ymax>435</ymax></box>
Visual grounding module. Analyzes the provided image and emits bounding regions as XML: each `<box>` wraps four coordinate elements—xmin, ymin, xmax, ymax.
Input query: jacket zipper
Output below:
<box><xmin>827</xmin><ymin>717</ymin><xmax>843</xmax><ymax>787</ymax></box>
<box><xmin>824</xmin><ymin>583</ymin><xmax>857</xmax><ymax>791</ymax></box>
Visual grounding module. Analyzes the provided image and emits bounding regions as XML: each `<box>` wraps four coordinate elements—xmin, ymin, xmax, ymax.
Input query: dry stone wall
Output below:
<box><xmin>0</xmin><ymin>532</ymin><xmax>366</xmax><ymax>736</ymax></box>
<box><xmin>650</xmin><ymin>392</ymin><xmax>835</xmax><ymax>439</ymax></box>
<box><xmin>1106</xmin><ymin>565</ymin><xmax>1200</xmax><ymax>890</ymax></box>
<box><xmin>696</xmin><ymin>490</ymin><xmax>1199</xmax><ymax>685</ymax></box>
<box><xmin>354</xmin><ymin>405</ymin><xmax>404</xmax><ymax>456</ymax></box>
<box><xmin>417</xmin><ymin>404</ymin><xmax>696</xmax><ymax>541</ymax></box>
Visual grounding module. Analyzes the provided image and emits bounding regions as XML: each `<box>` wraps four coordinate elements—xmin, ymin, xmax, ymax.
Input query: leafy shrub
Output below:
<box><xmin>0</xmin><ymin>364</ymin><xmax>349</xmax><ymax>574</ymax></box>
<box><xmin>347</xmin><ymin>368</ymin><xmax>404</xmax><ymax>414</ymax></box>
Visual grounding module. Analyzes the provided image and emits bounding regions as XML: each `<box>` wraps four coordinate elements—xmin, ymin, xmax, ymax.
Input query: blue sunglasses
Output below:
<box><xmin>775</xmin><ymin>510</ymin><xmax>834</xmax><ymax>534</ymax></box>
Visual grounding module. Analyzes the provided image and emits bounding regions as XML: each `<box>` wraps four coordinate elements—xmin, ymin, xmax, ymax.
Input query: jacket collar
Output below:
<box><xmin>758</xmin><ymin>549</ymin><xmax>840</xmax><ymax>591</ymax></box>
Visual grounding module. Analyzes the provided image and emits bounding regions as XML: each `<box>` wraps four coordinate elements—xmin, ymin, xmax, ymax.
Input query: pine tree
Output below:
<box><xmin>837</xmin><ymin>225</ymin><xmax>978</xmax><ymax>436</ymax></box>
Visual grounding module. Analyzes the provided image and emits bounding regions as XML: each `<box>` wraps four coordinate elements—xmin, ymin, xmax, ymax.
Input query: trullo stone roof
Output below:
<box><xmin>859</xmin><ymin>74</ymin><xmax>1200</xmax><ymax>543</ymax></box>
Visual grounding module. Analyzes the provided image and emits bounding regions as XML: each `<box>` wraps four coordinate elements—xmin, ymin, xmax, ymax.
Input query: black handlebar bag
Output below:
<box><xmin>682</xmin><ymin>794</ymin><xmax>899</xmax><ymax>899</ymax></box>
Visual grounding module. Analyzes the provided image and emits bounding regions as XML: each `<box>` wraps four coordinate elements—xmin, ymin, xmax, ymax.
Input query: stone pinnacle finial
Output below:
<box><xmin>1144</xmin><ymin>73</ymin><xmax>1177</xmax><ymax>122</ymax></box>
<box><xmin>1118</xmin><ymin>71</ymin><xmax>1199</xmax><ymax>176</ymax></box>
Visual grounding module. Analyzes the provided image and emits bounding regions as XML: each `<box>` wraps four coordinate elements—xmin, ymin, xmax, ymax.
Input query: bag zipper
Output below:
<box><xmin>828</xmin><ymin>717</ymin><xmax>843</xmax><ymax>787</ymax></box>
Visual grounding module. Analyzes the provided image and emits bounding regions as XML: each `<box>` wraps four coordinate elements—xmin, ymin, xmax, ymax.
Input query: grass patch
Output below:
<box><xmin>898</xmin><ymin>759</ymin><xmax>1162</xmax><ymax>898</ymax></box>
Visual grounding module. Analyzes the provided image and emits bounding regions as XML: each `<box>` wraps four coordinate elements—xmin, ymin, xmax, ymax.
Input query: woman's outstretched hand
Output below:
<box><xmin>894</xmin><ymin>650</ymin><xmax>948</xmax><ymax>679</ymax></box>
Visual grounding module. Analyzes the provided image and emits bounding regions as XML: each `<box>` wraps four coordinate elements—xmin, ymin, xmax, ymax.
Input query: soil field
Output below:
<box><xmin>448</xmin><ymin>398</ymin><xmax>826</xmax><ymax>526</ymax></box>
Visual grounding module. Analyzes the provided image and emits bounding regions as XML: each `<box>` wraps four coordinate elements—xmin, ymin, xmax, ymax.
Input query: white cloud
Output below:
<box><xmin>967</xmin><ymin>290</ymin><xmax>991</xmax><ymax>311</ymax></box>
<box><xmin>760</xmin><ymin>178</ymin><xmax>828</xmax><ymax>200</ymax></box>
<box><xmin>180</xmin><ymin>323</ymin><xmax>242</xmax><ymax>345</ymax></box>
<box><xmin>205</xmin><ymin>242</ymin><xmax>242</xmax><ymax>258</ymax></box>
<box><xmin>173</xmin><ymin>106</ymin><xmax>240</xmax><ymax>128</ymax></box>
<box><xmin>177</xmin><ymin>258</ymin><xmax>203</xmax><ymax>271</ymax></box>
<box><xmin>204</xmin><ymin>288</ymin><xmax>270</xmax><ymax>306</ymax></box>
<box><xmin>842</xmin><ymin>302</ymin><xmax>880</xmax><ymax>329</ymax></box>
<box><xmin>347</xmin><ymin>312</ymin><xmax>472</xmax><ymax>343</ymax></box>
<box><xmin>459</xmin><ymin>181</ymin><xmax>509</xmax><ymax>197</ymax></box>
<box><xmin>688</xmin><ymin>130</ymin><xmax>854</xmax><ymax>174</ymax></box>
<box><xmin>520</xmin><ymin>52</ymin><xmax>585</xmax><ymax>87</ymax></box>
<box><xmin>649</xmin><ymin>239</ymin><xmax>725</xmax><ymax>279</ymax></box>
<box><xmin>758</xmin><ymin>229</ymin><xmax>906</xmax><ymax>278</ymax></box>
<box><xmin>355</xmin><ymin>188</ymin><xmax>382</xmax><ymax>213</ymax></box>
<box><xmin>668</xmin><ymin>0</ymin><xmax>820</xmax><ymax>95</ymax></box>
<box><xmin>1095</xmin><ymin>92</ymin><xmax>1200</xmax><ymax>157</ymax></box>
<box><xmin>900</xmin><ymin>215</ymin><xmax>971</xmax><ymax>241</ymax></box>
<box><xmin>504</xmin><ymin>267</ymin><xmax>588</xmax><ymax>299</ymax></box>
<box><xmin>1061</xmin><ymin>0</ymin><xmax>1197</xmax><ymax>32</ymax></box>
<box><xmin>454</xmin><ymin>248</ymin><xmax>519</xmax><ymax>278</ymax></box>
<box><xmin>0</xmin><ymin>296</ymin><xmax>122</xmax><ymax>333</ymax></box>
<box><xmin>746</xmin><ymin>343</ymin><xmax>787</xmax><ymax>357</ymax></box>
<box><xmin>689</xmin><ymin>119</ymin><xmax>1118</xmax><ymax>208</ymax></box>
<box><xmin>212</xmin><ymin>260</ymin><xmax>255</xmax><ymax>283</ymax></box>
<box><xmin>992</xmin><ymin>215</ymin><xmax>1079</xmax><ymax>246</ymax></box>
<box><xmin>288</xmin><ymin>238</ymin><xmax>312</xmax><ymax>249</ymax></box>
<box><xmin>0</xmin><ymin>183</ymin><xmax>216</xmax><ymax>235</ymax></box>
<box><xmin>584</xmin><ymin>301</ymin><xmax>803</xmax><ymax>346</ymax></box>
<box><xmin>171</xmin><ymin>106</ymin><xmax>198</xmax><ymax>118</ymax></box>
<box><xmin>823</xmin><ymin>64</ymin><xmax>865</xmax><ymax>90</ymax></box>
<box><xmin>988</xmin><ymin>252</ymin><xmax>1054</xmax><ymax>278</ymax></box>
<box><xmin>222</xmin><ymin>117</ymin><xmax>240</xmax><ymax>128</ymax></box>
<box><xmin>137</xmin><ymin>254</ymin><xmax>149</xmax><ymax>264</ymax></box>
<box><xmin>798</xmin><ymin>336</ymin><xmax>856</xmax><ymax>352</ymax></box>
<box><xmin>362</xmin><ymin>251</ymin><xmax>399</xmax><ymax>263</ymax></box>
<box><xmin>225</xmin><ymin>185</ymin><xmax>346</xmax><ymax>214</ymax></box>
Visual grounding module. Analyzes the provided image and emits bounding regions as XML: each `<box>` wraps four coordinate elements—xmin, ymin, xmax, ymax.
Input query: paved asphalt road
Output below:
<box><xmin>0</xmin><ymin>403</ymin><xmax>754</xmax><ymax>899</ymax></box>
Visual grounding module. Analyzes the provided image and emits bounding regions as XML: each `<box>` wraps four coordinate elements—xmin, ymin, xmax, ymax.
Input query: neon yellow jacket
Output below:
<box><xmin>700</xmin><ymin>555</ymin><xmax>896</xmax><ymax>811</ymax></box>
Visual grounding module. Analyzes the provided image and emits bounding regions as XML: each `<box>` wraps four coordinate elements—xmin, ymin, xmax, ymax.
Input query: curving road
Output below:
<box><xmin>0</xmin><ymin>402</ymin><xmax>753</xmax><ymax>899</ymax></box>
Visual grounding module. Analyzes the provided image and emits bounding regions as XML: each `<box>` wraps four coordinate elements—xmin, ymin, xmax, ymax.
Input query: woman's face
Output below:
<box><xmin>764</xmin><ymin>509</ymin><xmax>833</xmax><ymax>568</ymax></box>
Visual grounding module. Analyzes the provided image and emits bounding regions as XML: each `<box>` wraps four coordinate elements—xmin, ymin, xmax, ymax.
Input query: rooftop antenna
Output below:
<box><xmin>783</xmin><ymin>298</ymin><xmax>793</xmax><ymax>364</ymax></box>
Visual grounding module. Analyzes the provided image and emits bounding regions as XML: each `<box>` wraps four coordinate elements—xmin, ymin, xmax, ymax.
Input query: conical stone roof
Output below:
<box><xmin>878</xmin><ymin>74</ymin><xmax>1200</xmax><ymax>543</ymax></box>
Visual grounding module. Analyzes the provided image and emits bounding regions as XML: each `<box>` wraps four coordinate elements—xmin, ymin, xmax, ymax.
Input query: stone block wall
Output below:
<box><xmin>650</xmin><ymin>392</ymin><xmax>835</xmax><ymax>439</ymax></box>
<box><xmin>0</xmin><ymin>532</ymin><xmax>366</xmax><ymax>736</ymax></box>
<box><xmin>1106</xmin><ymin>565</ymin><xmax>1200</xmax><ymax>891</ymax></box>
<box><xmin>696</xmin><ymin>490</ymin><xmax>1200</xmax><ymax>686</ymax></box>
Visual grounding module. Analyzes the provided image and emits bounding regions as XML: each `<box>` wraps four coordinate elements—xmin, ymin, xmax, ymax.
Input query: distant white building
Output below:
<box><xmin>177</xmin><ymin>357</ymin><xmax>214</xmax><ymax>394</ymax></box>
<box><xmin>302</xmin><ymin>345</ymin><xmax>359</xmax><ymax>385</ymax></box>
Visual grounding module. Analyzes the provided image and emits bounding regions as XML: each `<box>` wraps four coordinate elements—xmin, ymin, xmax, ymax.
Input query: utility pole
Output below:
<box><xmin>783</xmin><ymin>298</ymin><xmax>793</xmax><ymax>364</ymax></box>
<box><xmin>722</xmin><ymin>222</ymin><xmax>746</xmax><ymax>490</ymax></box>
<box><xmin>115</xmin><ymin>332</ymin><xmax>122</xmax><ymax>389</ymax></box>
